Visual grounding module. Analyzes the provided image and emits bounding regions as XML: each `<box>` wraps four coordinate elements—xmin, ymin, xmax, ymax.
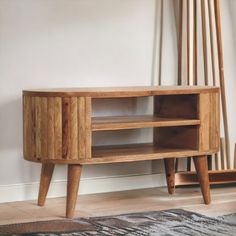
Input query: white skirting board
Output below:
<box><xmin>0</xmin><ymin>173</ymin><xmax>166</xmax><ymax>203</ymax></box>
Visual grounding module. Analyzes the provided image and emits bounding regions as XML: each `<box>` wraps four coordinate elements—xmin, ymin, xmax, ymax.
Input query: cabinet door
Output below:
<box><xmin>23</xmin><ymin>96</ymin><xmax>92</xmax><ymax>162</ymax></box>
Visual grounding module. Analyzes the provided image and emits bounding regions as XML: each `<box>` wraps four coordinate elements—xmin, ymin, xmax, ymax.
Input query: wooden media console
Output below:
<box><xmin>23</xmin><ymin>86</ymin><xmax>220</xmax><ymax>218</ymax></box>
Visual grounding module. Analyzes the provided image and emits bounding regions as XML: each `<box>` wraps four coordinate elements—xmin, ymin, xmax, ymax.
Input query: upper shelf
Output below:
<box><xmin>92</xmin><ymin>115</ymin><xmax>200</xmax><ymax>131</ymax></box>
<box><xmin>23</xmin><ymin>86</ymin><xmax>219</xmax><ymax>98</ymax></box>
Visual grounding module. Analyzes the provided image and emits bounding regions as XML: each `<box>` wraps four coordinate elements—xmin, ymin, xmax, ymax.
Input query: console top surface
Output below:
<box><xmin>23</xmin><ymin>86</ymin><xmax>219</xmax><ymax>98</ymax></box>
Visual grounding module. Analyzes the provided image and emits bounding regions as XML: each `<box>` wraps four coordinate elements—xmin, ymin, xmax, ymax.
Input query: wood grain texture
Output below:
<box><xmin>23</xmin><ymin>87</ymin><xmax>219</xmax><ymax>165</ymax></box>
<box><xmin>23</xmin><ymin>86</ymin><xmax>219</xmax><ymax>98</ymax></box>
<box><xmin>2</xmin><ymin>186</ymin><xmax>236</xmax><ymax>224</ymax></box>
<box><xmin>199</xmin><ymin>92</ymin><xmax>220</xmax><ymax>152</ymax></box>
<box><xmin>54</xmin><ymin>97</ymin><xmax>62</xmax><ymax>159</ymax></box>
<box><xmin>38</xmin><ymin>163</ymin><xmax>55</xmax><ymax>206</ymax></box>
<box><xmin>201</xmin><ymin>0</ymin><xmax>209</xmax><ymax>85</ymax></box>
<box><xmin>178</xmin><ymin>0</ymin><xmax>184</xmax><ymax>85</ymax></box>
<box><xmin>30</xmin><ymin>149</ymin><xmax>219</xmax><ymax>165</ymax></box>
<box><xmin>41</xmin><ymin>97</ymin><xmax>48</xmax><ymax>159</ymax></box>
<box><xmin>70</xmin><ymin>97</ymin><xmax>78</xmax><ymax>160</ymax></box>
<box><xmin>164</xmin><ymin>158</ymin><xmax>175</xmax><ymax>194</ymax></box>
<box><xmin>35</xmin><ymin>97</ymin><xmax>42</xmax><ymax>159</ymax></box>
<box><xmin>193</xmin><ymin>0</ymin><xmax>198</xmax><ymax>85</ymax></box>
<box><xmin>193</xmin><ymin>155</ymin><xmax>211</xmax><ymax>204</ymax></box>
<box><xmin>66</xmin><ymin>165</ymin><xmax>82</xmax><ymax>218</ymax></box>
<box><xmin>199</xmin><ymin>89</ymin><xmax>210</xmax><ymax>154</ymax></box>
<box><xmin>92</xmin><ymin>116</ymin><xmax>200</xmax><ymax>131</ymax></box>
<box><xmin>23</xmin><ymin>96</ymin><xmax>92</xmax><ymax>162</ymax></box>
<box><xmin>48</xmin><ymin>97</ymin><xmax>55</xmax><ymax>159</ymax></box>
<box><xmin>78</xmin><ymin>97</ymin><xmax>92</xmax><ymax>159</ymax></box>
<box><xmin>208</xmin><ymin>0</ymin><xmax>217</xmax><ymax>86</ymax></box>
<box><xmin>187</xmin><ymin>0</ymin><xmax>190</xmax><ymax>85</ymax></box>
<box><xmin>23</xmin><ymin>96</ymin><xmax>32</xmax><ymax>160</ymax></box>
<box><xmin>214</xmin><ymin>0</ymin><xmax>231</xmax><ymax>169</ymax></box>
<box><xmin>62</xmin><ymin>97</ymin><xmax>71</xmax><ymax>160</ymax></box>
<box><xmin>220</xmin><ymin>137</ymin><xmax>225</xmax><ymax>170</ymax></box>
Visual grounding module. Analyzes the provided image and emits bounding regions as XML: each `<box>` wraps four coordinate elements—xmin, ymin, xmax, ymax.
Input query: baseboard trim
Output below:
<box><xmin>0</xmin><ymin>173</ymin><xmax>166</xmax><ymax>203</ymax></box>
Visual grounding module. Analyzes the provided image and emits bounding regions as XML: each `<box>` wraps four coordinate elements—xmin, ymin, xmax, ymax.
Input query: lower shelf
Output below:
<box><xmin>92</xmin><ymin>143</ymin><xmax>200</xmax><ymax>162</ymax></box>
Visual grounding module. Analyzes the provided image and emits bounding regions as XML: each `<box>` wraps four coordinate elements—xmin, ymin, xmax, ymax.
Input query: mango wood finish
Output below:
<box><xmin>92</xmin><ymin>116</ymin><xmax>200</xmax><ymax>131</ymax></box>
<box><xmin>23</xmin><ymin>86</ymin><xmax>218</xmax><ymax>98</ymax></box>
<box><xmin>164</xmin><ymin>158</ymin><xmax>175</xmax><ymax>194</ymax></box>
<box><xmin>66</xmin><ymin>165</ymin><xmax>82</xmax><ymax>218</ymax></box>
<box><xmin>38</xmin><ymin>163</ymin><xmax>55</xmax><ymax>206</ymax></box>
<box><xmin>23</xmin><ymin>96</ymin><xmax>91</xmax><ymax>162</ymax></box>
<box><xmin>23</xmin><ymin>86</ymin><xmax>219</xmax><ymax>218</ymax></box>
<box><xmin>193</xmin><ymin>156</ymin><xmax>211</xmax><ymax>204</ymax></box>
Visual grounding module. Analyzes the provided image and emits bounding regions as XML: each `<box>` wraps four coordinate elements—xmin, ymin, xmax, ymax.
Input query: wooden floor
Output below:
<box><xmin>0</xmin><ymin>185</ymin><xmax>236</xmax><ymax>225</ymax></box>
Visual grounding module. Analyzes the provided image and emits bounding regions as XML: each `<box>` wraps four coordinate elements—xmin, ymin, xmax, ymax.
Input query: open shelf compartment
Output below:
<box><xmin>92</xmin><ymin>94</ymin><xmax>200</xmax><ymax>132</ymax></box>
<box><xmin>92</xmin><ymin>125</ymin><xmax>199</xmax><ymax>160</ymax></box>
<box><xmin>91</xmin><ymin>94</ymin><xmax>201</xmax><ymax>161</ymax></box>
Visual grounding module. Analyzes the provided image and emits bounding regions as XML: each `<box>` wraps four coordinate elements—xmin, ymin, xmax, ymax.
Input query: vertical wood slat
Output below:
<box><xmin>23</xmin><ymin>96</ymin><xmax>27</xmax><ymax>158</ymax></box>
<box><xmin>199</xmin><ymin>93</ymin><xmax>210</xmax><ymax>152</ymax></box>
<box><xmin>186</xmin><ymin>0</ymin><xmax>192</xmax><ymax>170</ymax></box>
<box><xmin>37</xmin><ymin>98</ymin><xmax>63</xmax><ymax>160</ymax></box>
<box><xmin>23</xmin><ymin>95</ymin><xmax>92</xmax><ymax>161</ymax></box>
<box><xmin>78</xmin><ymin>97</ymin><xmax>92</xmax><ymax>159</ymax></box>
<box><xmin>85</xmin><ymin>97</ymin><xmax>92</xmax><ymax>159</ymax></box>
<box><xmin>201</xmin><ymin>0</ymin><xmax>209</xmax><ymax>85</ymax></box>
<box><xmin>208</xmin><ymin>0</ymin><xmax>217</xmax><ymax>86</ymax></box>
<box><xmin>220</xmin><ymin>137</ymin><xmax>226</xmax><ymax>170</ymax></box>
<box><xmin>23</xmin><ymin>96</ymin><xmax>36</xmax><ymax>160</ymax></box>
<box><xmin>209</xmin><ymin>92</ymin><xmax>220</xmax><ymax>150</ymax></box>
<box><xmin>41</xmin><ymin>98</ymin><xmax>48</xmax><ymax>159</ymax></box>
<box><xmin>70</xmin><ymin>97</ymin><xmax>78</xmax><ymax>159</ymax></box>
<box><xmin>187</xmin><ymin>0</ymin><xmax>190</xmax><ymax>85</ymax></box>
<box><xmin>214</xmin><ymin>0</ymin><xmax>231</xmax><ymax>169</ymax></box>
<box><xmin>62</xmin><ymin>97</ymin><xmax>71</xmax><ymax>160</ymax></box>
<box><xmin>193</xmin><ymin>0</ymin><xmax>198</xmax><ymax>85</ymax></box>
<box><xmin>212</xmin><ymin>92</ymin><xmax>220</xmax><ymax>170</ymax></box>
<box><xmin>48</xmin><ymin>98</ymin><xmax>55</xmax><ymax>159</ymax></box>
<box><xmin>199</xmin><ymin>92</ymin><xmax>220</xmax><ymax>153</ymax></box>
<box><xmin>35</xmin><ymin>97</ymin><xmax>42</xmax><ymax>159</ymax></box>
<box><xmin>31</xmin><ymin>97</ymin><xmax>36</xmax><ymax>160</ymax></box>
<box><xmin>54</xmin><ymin>97</ymin><xmax>62</xmax><ymax>159</ymax></box>
<box><xmin>23</xmin><ymin>96</ymin><xmax>31</xmax><ymax>160</ymax></box>
<box><xmin>178</xmin><ymin>0</ymin><xmax>184</xmax><ymax>85</ymax></box>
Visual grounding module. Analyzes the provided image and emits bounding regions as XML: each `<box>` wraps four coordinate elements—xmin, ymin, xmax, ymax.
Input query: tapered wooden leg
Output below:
<box><xmin>164</xmin><ymin>158</ymin><xmax>175</xmax><ymax>194</ymax></box>
<box><xmin>193</xmin><ymin>155</ymin><xmax>211</xmax><ymax>204</ymax></box>
<box><xmin>66</xmin><ymin>164</ymin><xmax>82</xmax><ymax>218</ymax></box>
<box><xmin>38</xmin><ymin>163</ymin><xmax>55</xmax><ymax>206</ymax></box>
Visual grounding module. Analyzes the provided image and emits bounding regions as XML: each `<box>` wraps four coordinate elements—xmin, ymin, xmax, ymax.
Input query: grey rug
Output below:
<box><xmin>0</xmin><ymin>209</ymin><xmax>236</xmax><ymax>236</ymax></box>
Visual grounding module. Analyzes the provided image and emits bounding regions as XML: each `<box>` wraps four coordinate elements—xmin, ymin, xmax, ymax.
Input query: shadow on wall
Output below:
<box><xmin>0</xmin><ymin>97</ymin><xmax>22</xmax><ymax>150</ymax></box>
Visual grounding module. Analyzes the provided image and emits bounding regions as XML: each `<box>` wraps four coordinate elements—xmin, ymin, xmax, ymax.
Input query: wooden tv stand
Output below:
<box><xmin>23</xmin><ymin>86</ymin><xmax>220</xmax><ymax>218</ymax></box>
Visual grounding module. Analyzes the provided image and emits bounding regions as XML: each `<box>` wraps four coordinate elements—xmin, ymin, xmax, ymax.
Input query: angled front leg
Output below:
<box><xmin>193</xmin><ymin>155</ymin><xmax>211</xmax><ymax>204</ymax></box>
<box><xmin>66</xmin><ymin>164</ymin><xmax>82</xmax><ymax>218</ymax></box>
<box><xmin>164</xmin><ymin>158</ymin><xmax>176</xmax><ymax>194</ymax></box>
<box><xmin>38</xmin><ymin>163</ymin><xmax>55</xmax><ymax>206</ymax></box>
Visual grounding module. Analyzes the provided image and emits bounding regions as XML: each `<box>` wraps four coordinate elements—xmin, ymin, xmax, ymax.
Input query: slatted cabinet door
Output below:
<box><xmin>23</xmin><ymin>96</ymin><xmax>92</xmax><ymax>162</ymax></box>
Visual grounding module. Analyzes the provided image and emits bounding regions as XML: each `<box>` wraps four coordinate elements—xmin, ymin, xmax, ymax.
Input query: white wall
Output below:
<box><xmin>0</xmin><ymin>0</ymin><xmax>235</xmax><ymax>202</ymax></box>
